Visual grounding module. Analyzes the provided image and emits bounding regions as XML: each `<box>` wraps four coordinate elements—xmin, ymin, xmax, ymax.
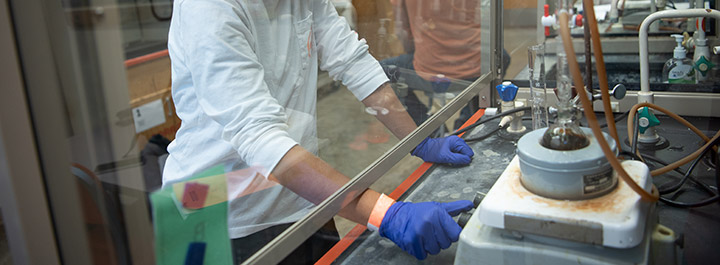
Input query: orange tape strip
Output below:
<box><xmin>314</xmin><ymin>108</ymin><xmax>486</xmax><ymax>265</ymax></box>
<box><xmin>124</xmin><ymin>49</ymin><xmax>169</xmax><ymax>68</ymax></box>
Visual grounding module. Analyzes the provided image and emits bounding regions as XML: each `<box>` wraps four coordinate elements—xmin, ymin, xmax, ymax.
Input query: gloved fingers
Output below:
<box><xmin>438</xmin><ymin>212</ymin><xmax>464</xmax><ymax>242</ymax></box>
<box><xmin>450</xmin><ymin>141</ymin><xmax>475</xmax><ymax>157</ymax></box>
<box><xmin>432</xmin><ymin>211</ymin><xmax>453</xmax><ymax>249</ymax></box>
<box><xmin>444</xmin><ymin>152</ymin><xmax>472</xmax><ymax>165</ymax></box>
<box><xmin>435</xmin><ymin>232</ymin><xmax>452</xmax><ymax>250</ymax></box>
<box><xmin>411</xmin><ymin>137</ymin><xmax>431</xmax><ymax>157</ymax></box>
<box><xmin>423</xmin><ymin>232</ymin><xmax>442</xmax><ymax>255</ymax></box>
<box><xmin>406</xmin><ymin>233</ymin><xmax>428</xmax><ymax>260</ymax></box>
<box><xmin>441</xmin><ymin>200</ymin><xmax>474</xmax><ymax>216</ymax></box>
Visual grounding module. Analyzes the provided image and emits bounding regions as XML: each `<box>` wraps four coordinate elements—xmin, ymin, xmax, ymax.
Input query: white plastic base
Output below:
<box><xmin>454</xmin><ymin>216</ymin><xmax>656</xmax><ymax>265</ymax></box>
<box><xmin>454</xmin><ymin>157</ymin><xmax>672</xmax><ymax>265</ymax></box>
<box><xmin>477</xmin><ymin>156</ymin><xmax>653</xmax><ymax>248</ymax></box>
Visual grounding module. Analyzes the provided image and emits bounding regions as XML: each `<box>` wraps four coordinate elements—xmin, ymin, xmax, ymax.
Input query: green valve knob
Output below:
<box><xmin>695</xmin><ymin>56</ymin><xmax>715</xmax><ymax>77</ymax></box>
<box><xmin>638</xmin><ymin>107</ymin><xmax>660</xmax><ymax>134</ymax></box>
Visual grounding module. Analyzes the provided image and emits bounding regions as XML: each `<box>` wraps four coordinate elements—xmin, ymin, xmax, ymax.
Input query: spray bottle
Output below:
<box><xmin>662</xmin><ymin>34</ymin><xmax>695</xmax><ymax>84</ymax></box>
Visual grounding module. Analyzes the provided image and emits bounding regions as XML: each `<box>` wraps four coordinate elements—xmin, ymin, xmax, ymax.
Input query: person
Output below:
<box><xmin>382</xmin><ymin>0</ymin><xmax>511</xmax><ymax>130</ymax></box>
<box><xmin>162</xmin><ymin>0</ymin><xmax>475</xmax><ymax>263</ymax></box>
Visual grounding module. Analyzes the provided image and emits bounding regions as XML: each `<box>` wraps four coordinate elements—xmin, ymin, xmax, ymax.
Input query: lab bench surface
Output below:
<box><xmin>329</xmin><ymin>112</ymin><xmax>720</xmax><ymax>265</ymax></box>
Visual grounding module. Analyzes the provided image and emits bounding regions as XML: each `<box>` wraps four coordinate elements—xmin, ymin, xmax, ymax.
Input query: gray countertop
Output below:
<box><xmin>334</xmin><ymin>113</ymin><xmax>720</xmax><ymax>265</ymax></box>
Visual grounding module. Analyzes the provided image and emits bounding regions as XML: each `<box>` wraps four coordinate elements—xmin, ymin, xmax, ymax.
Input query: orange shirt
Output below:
<box><xmin>396</xmin><ymin>0</ymin><xmax>483</xmax><ymax>80</ymax></box>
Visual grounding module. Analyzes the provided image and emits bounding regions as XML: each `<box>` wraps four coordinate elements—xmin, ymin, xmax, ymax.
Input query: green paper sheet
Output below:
<box><xmin>151</xmin><ymin>165</ymin><xmax>233</xmax><ymax>265</ymax></box>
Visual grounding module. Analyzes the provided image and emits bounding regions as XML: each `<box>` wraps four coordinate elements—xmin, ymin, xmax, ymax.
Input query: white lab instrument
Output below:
<box><xmin>455</xmin><ymin>157</ymin><xmax>666</xmax><ymax>265</ymax></box>
<box><xmin>454</xmin><ymin>129</ymin><xmax>674</xmax><ymax>264</ymax></box>
<box><xmin>455</xmin><ymin>2</ymin><xmax>678</xmax><ymax>263</ymax></box>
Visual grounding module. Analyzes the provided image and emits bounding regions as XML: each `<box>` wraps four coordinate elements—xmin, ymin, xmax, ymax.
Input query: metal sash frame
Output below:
<box><xmin>0</xmin><ymin>1</ymin><xmax>62</xmax><ymax>264</ymax></box>
<box><xmin>5</xmin><ymin>0</ymin><xmax>154</xmax><ymax>264</ymax></box>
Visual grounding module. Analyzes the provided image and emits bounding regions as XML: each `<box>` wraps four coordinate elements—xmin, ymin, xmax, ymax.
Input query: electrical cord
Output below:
<box><xmin>640</xmin><ymin>154</ymin><xmax>716</xmax><ymax>195</ymax></box>
<box><xmin>660</xmin><ymin>193</ymin><xmax>719</xmax><ymax>208</ymax></box>
<box><xmin>452</xmin><ymin>107</ymin><xmax>531</xmax><ymax>136</ymax></box>
<box><xmin>578</xmin><ymin>109</ymin><xmax>629</xmax><ymax>128</ymax></box>
<box><xmin>619</xmin><ymin>150</ymin><xmax>705</xmax><ymax>190</ymax></box>
<box><xmin>656</xmin><ymin>135</ymin><xmax>719</xmax><ymax>194</ymax></box>
<box><xmin>462</xmin><ymin>107</ymin><xmax>624</xmax><ymax>144</ymax></box>
<box><xmin>599</xmin><ymin>110</ymin><xmax>629</xmax><ymax>129</ymax></box>
<box><xmin>653</xmin><ymin>131</ymin><xmax>720</xmax><ymax>177</ymax></box>
<box><xmin>464</xmin><ymin>125</ymin><xmax>504</xmax><ymax>143</ymax></box>
<box><xmin>625</xmin><ymin>139</ymin><xmax>720</xmax><ymax>208</ymax></box>
<box><xmin>624</xmin><ymin>126</ymin><xmax>719</xmax><ymax>208</ymax></box>
<box><xmin>708</xmin><ymin>154</ymin><xmax>718</xmax><ymax>169</ymax></box>
<box><xmin>621</xmin><ymin>137</ymin><xmax>719</xmax><ymax>208</ymax></box>
<box><xmin>658</xmin><ymin>150</ymin><xmax>712</xmax><ymax>195</ymax></box>
<box><xmin>657</xmin><ymin>137</ymin><xmax>720</xmax><ymax>208</ymax></box>
<box><xmin>627</xmin><ymin>102</ymin><xmax>720</xmax><ymax>177</ymax></box>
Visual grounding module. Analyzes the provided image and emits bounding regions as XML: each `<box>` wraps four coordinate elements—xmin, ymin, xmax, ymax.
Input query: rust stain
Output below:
<box><xmin>509</xmin><ymin>169</ymin><xmax>637</xmax><ymax>214</ymax></box>
<box><xmin>507</xmin><ymin>166</ymin><xmax>533</xmax><ymax>200</ymax></box>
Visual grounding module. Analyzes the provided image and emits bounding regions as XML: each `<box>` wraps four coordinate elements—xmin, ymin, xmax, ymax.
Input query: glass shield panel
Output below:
<box><xmin>13</xmin><ymin>0</ymin><xmax>495</xmax><ymax>264</ymax></box>
<box><xmin>259</xmin><ymin>0</ymin><xmax>495</xmax><ymax>264</ymax></box>
<box><xmin>118</xmin><ymin>0</ymin><xmax>172</xmax><ymax>58</ymax></box>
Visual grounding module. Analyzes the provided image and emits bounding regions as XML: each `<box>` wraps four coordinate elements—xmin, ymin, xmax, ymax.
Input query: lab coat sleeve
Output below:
<box><xmin>312</xmin><ymin>0</ymin><xmax>389</xmax><ymax>101</ymax></box>
<box><xmin>177</xmin><ymin>0</ymin><xmax>297</xmax><ymax>178</ymax></box>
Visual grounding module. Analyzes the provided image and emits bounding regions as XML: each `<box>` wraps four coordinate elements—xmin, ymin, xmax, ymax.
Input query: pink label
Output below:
<box><xmin>182</xmin><ymin>182</ymin><xmax>209</xmax><ymax>209</ymax></box>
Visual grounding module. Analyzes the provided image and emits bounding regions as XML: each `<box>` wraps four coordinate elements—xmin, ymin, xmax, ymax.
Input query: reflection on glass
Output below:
<box><xmin>381</xmin><ymin>0</ymin><xmax>493</xmax><ymax>135</ymax></box>
<box><xmin>160</xmin><ymin>1</ymin><xmax>477</xmax><ymax>263</ymax></box>
<box><xmin>119</xmin><ymin>0</ymin><xmax>172</xmax><ymax>58</ymax></box>
<box><xmin>26</xmin><ymin>0</ymin><xmax>491</xmax><ymax>264</ymax></box>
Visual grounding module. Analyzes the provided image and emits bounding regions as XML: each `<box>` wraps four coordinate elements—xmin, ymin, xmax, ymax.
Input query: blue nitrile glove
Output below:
<box><xmin>379</xmin><ymin>200</ymin><xmax>474</xmax><ymax>260</ymax></box>
<box><xmin>411</xmin><ymin>136</ymin><xmax>474</xmax><ymax>165</ymax></box>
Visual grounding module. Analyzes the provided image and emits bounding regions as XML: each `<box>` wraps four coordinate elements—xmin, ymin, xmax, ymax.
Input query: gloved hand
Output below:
<box><xmin>379</xmin><ymin>200</ymin><xmax>474</xmax><ymax>260</ymax></box>
<box><xmin>411</xmin><ymin>136</ymin><xmax>474</xmax><ymax>165</ymax></box>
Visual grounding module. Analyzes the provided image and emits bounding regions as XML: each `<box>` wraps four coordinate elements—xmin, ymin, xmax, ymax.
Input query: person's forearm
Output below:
<box><xmin>362</xmin><ymin>83</ymin><xmax>417</xmax><ymax>139</ymax></box>
<box><xmin>271</xmin><ymin>145</ymin><xmax>381</xmax><ymax>225</ymax></box>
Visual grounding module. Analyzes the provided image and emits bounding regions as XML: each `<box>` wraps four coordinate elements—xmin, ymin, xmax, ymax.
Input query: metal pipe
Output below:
<box><xmin>639</xmin><ymin>9</ymin><xmax>720</xmax><ymax>99</ymax></box>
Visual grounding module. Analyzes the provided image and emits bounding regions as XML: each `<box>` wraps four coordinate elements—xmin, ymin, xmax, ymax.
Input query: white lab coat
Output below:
<box><xmin>163</xmin><ymin>0</ymin><xmax>388</xmax><ymax>238</ymax></box>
